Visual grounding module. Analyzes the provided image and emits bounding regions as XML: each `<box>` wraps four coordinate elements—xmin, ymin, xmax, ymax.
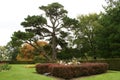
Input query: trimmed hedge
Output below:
<box><xmin>36</xmin><ymin>63</ymin><xmax>51</xmax><ymax>74</ymax></box>
<box><xmin>0</xmin><ymin>61</ymin><xmax>35</xmax><ymax>64</ymax></box>
<box><xmin>82</xmin><ymin>59</ymin><xmax>120</xmax><ymax>71</ymax></box>
<box><xmin>36</xmin><ymin>63</ymin><xmax>108</xmax><ymax>79</ymax></box>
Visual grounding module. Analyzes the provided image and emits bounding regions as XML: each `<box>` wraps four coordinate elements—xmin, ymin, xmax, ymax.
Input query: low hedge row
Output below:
<box><xmin>36</xmin><ymin>63</ymin><xmax>108</xmax><ymax>79</ymax></box>
<box><xmin>36</xmin><ymin>63</ymin><xmax>52</xmax><ymax>74</ymax></box>
<box><xmin>0</xmin><ymin>61</ymin><xmax>35</xmax><ymax>64</ymax></box>
<box><xmin>82</xmin><ymin>59</ymin><xmax>120</xmax><ymax>71</ymax></box>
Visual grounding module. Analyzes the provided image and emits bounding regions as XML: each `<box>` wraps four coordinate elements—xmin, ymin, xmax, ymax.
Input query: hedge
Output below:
<box><xmin>0</xmin><ymin>61</ymin><xmax>35</xmax><ymax>64</ymax></box>
<box><xmin>36</xmin><ymin>63</ymin><xmax>108</xmax><ymax>79</ymax></box>
<box><xmin>82</xmin><ymin>59</ymin><xmax>120</xmax><ymax>71</ymax></box>
<box><xmin>36</xmin><ymin>63</ymin><xmax>52</xmax><ymax>74</ymax></box>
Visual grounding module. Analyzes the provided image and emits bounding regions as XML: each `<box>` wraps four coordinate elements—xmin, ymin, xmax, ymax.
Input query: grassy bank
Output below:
<box><xmin>0</xmin><ymin>64</ymin><xmax>120</xmax><ymax>80</ymax></box>
<box><xmin>0</xmin><ymin>64</ymin><xmax>56</xmax><ymax>80</ymax></box>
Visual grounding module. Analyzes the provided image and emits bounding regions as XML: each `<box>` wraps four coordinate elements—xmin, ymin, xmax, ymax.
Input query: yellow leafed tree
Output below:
<box><xmin>16</xmin><ymin>41</ymin><xmax>48</xmax><ymax>61</ymax></box>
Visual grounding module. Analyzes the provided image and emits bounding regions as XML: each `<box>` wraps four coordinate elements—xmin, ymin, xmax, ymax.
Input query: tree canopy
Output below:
<box><xmin>11</xmin><ymin>2</ymin><xmax>78</xmax><ymax>61</ymax></box>
<box><xmin>96</xmin><ymin>0</ymin><xmax>120</xmax><ymax>58</ymax></box>
<box><xmin>9</xmin><ymin>1</ymin><xmax>120</xmax><ymax>61</ymax></box>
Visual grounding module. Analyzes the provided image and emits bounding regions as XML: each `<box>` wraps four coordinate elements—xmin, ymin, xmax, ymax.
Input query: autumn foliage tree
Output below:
<box><xmin>16</xmin><ymin>41</ymin><xmax>48</xmax><ymax>61</ymax></box>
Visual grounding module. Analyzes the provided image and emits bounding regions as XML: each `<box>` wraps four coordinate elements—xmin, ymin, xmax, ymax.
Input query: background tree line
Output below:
<box><xmin>0</xmin><ymin>0</ymin><xmax>119</xmax><ymax>62</ymax></box>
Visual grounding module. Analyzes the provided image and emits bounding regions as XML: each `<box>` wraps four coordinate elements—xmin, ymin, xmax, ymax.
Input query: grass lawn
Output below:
<box><xmin>0</xmin><ymin>64</ymin><xmax>120</xmax><ymax>80</ymax></box>
<box><xmin>0</xmin><ymin>64</ymin><xmax>56</xmax><ymax>80</ymax></box>
<box><xmin>74</xmin><ymin>70</ymin><xmax>120</xmax><ymax>80</ymax></box>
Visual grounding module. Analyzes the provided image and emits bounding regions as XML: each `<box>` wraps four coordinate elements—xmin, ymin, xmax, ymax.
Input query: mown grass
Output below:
<box><xmin>0</xmin><ymin>64</ymin><xmax>56</xmax><ymax>80</ymax></box>
<box><xmin>0</xmin><ymin>64</ymin><xmax>120</xmax><ymax>80</ymax></box>
<box><xmin>74</xmin><ymin>70</ymin><xmax>120</xmax><ymax>80</ymax></box>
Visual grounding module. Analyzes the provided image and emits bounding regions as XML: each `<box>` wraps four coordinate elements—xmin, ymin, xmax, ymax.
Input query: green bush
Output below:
<box><xmin>34</xmin><ymin>56</ymin><xmax>48</xmax><ymax>63</ymax></box>
<box><xmin>0</xmin><ymin>63</ymin><xmax>11</xmax><ymax>72</ymax></box>
<box><xmin>57</xmin><ymin>48</ymin><xmax>82</xmax><ymax>60</ymax></box>
<box><xmin>104</xmin><ymin>59</ymin><xmax>120</xmax><ymax>71</ymax></box>
<box><xmin>83</xmin><ymin>59</ymin><xmax>120</xmax><ymax>71</ymax></box>
<box><xmin>9</xmin><ymin>61</ymin><xmax>34</xmax><ymax>64</ymax></box>
<box><xmin>0</xmin><ymin>66</ymin><xmax>2</xmax><ymax>72</ymax></box>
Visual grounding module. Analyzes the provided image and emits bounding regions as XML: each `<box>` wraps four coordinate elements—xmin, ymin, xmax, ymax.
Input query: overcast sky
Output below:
<box><xmin>0</xmin><ymin>0</ymin><xmax>106</xmax><ymax>46</ymax></box>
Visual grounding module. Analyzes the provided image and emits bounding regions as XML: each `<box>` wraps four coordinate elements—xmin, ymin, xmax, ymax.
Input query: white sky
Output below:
<box><xmin>0</xmin><ymin>0</ymin><xmax>106</xmax><ymax>46</ymax></box>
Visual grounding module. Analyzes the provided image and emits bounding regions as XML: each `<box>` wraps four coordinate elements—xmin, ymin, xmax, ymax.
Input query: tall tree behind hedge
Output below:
<box><xmin>12</xmin><ymin>3</ymin><xmax>75</xmax><ymax>60</ymax></box>
<box><xmin>16</xmin><ymin>41</ymin><xmax>48</xmax><ymax>61</ymax></box>
<box><xmin>96</xmin><ymin>0</ymin><xmax>120</xmax><ymax>58</ymax></box>
<box><xmin>75</xmin><ymin>13</ymin><xmax>101</xmax><ymax>59</ymax></box>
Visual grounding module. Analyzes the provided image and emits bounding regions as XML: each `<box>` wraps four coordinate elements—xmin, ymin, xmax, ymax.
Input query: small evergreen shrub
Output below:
<box><xmin>0</xmin><ymin>63</ymin><xmax>11</xmax><ymax>72</ymax></box>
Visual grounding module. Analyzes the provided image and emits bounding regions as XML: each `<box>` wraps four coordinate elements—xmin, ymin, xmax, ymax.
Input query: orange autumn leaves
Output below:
<box><xmin>16</xmin><ymin>41</ymin><xmax>48</xmax><ymax>61</ymax></box>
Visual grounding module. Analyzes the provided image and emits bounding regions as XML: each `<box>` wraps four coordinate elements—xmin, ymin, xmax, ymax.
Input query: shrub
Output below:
<box><xmin>0</xmin><ymin>63</ymin><xmax>11</xmax><ymax>72</ymax></box>
<box><xmin>51</xmin><ymin>63</ymin><xmax>108</xmax><ymax>79</ymax></box>
<box><xmin>82</xmin><ymin>59</ymin><xmax>120</xmax><ymax>71</ymax></box>
<box><xmin>9</xmin><ymin>61</ymin><xmax>35</xmax><ymax>64</ymax></box>
<box><xmin>36</xmin><ymin>63</ymin><xmax>108</xmax><ymax>79</ymax></box>
<box><xmin>36</xmin><ymin>63</ymin><xmax>53</xmax><ymax>74</ymax></box>
<box><xmin>79</xmin><ymin>63</ymin><xmax>108</xmax><ymax>75</ymax></box>
<box><xmin>0</xmin><ymin>65</ymin><xmax>2</xmax><ymax>72</ymax></box>
<box><xmin>57</xmin><ymin>48</ymin><xmax>82</xmax><ymax>60</ymax></box>
<box><xmin>50</xmin><ymin>65</ymin><xmax>75</xmax><ymax>79</ymax></box>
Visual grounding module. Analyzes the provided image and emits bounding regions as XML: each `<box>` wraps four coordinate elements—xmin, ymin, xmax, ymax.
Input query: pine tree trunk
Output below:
<box><xmin>52</xmin><ymin>27</ymin><xmax>57</xmax><ymax>60</ymax></box>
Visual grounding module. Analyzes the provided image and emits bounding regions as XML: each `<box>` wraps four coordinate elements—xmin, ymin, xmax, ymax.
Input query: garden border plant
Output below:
<box><xmin>36</xmin><ymin>62</ymin><xmax>109</xmax><ymax>79</ymax></box>
<box><xmin>0</xmin><ymin>63</ymin><xmax>11</xmax><ymax>72</ymax></box>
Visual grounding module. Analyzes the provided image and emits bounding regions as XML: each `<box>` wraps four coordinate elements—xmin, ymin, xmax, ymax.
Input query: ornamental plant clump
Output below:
<box><xmin>0</xmin><ymin>63</ymin><xmax>11</xmax><ymax>72</ymax></box>
<box><xmin>36</xmin><ymin>62</ymin><xmax>109</xmax><ymax>79</ymax></box>
<box><xmin>57</xmin><ymin>58</ymin><xmax>81</xmax><ymax>65</ymax></box>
